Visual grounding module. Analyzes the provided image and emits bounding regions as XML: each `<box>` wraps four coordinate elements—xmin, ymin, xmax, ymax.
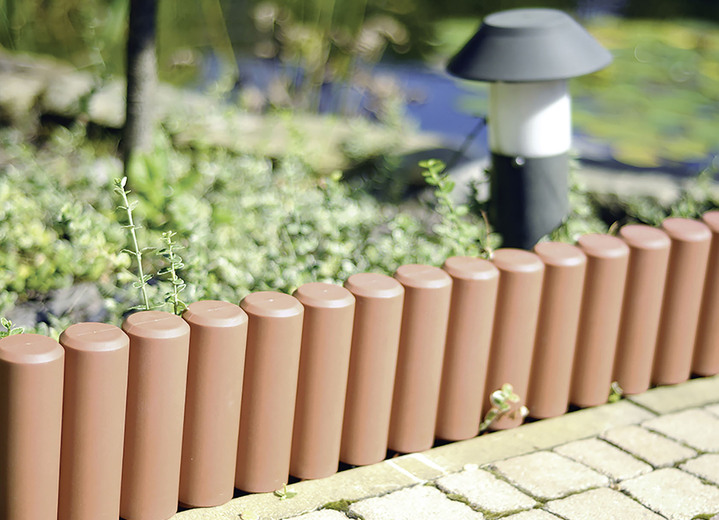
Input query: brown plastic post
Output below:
<box><xmin>0</xmin><ymin>334</ymin><xmax>64</xmax><ymax>520</ymax></box>
<box><xmin>571</xmin><ymin>234</ymin><xmax>629</xmax><ymax>408</ymax></box>
<box><xmin>527</xmin><ymin>242</ymin><xmax>586</xmax><ymax>419</ymax></box>
<box><xmin>120</xmin><ymin>311</ymin><xmax>190</xmax><ymax>520</ymax></box>
<box><xmin>236</xmin><ymin>292</ymin><xmax>304</xmax><ymax>493</ymax></box>
<box><xmin>613</xmin><ymin>225</ymin><xmax>670</xmax><ymax>394</ymax></box>
<box><xmin>436</xmin><ymin>256</ymin><xmax>499</xmax><ymax>441</ymax></box>
<box><xmin>694</xmin><ymin>211</ymin><xmax>719</xmax><ymax>376</ymax></box>
<box><xmin>652</xmin><ymin>217</ymin><xmax>711</xmax><ymax>386</ymax></box>
<box><xmin>340</xmin><ymin>273</ymin><xmax>404</xmax><ymax>466</ymax></box>
<box><xmin>388</xmin><ymin>264</ymin><xmax>452</xmax><ymax>453</ymax></box>
<box><xmin>484</xmin><ymin>249</ymin><xmax>544</xmax><ymax>430</ymax></box>
<box><xmin>180</xmin><ymin>301</ymin><xmax>248</xmax><ymax>508</ymax></box>
<box><xmin>290</xmin><ymin>283</ymin><xmax>355</xmax><ymax>479</ymax></box>
<box><xmin>58</xmin><ymin>323</ymin><xmax>129</xmax><ymax>520</ymax></box>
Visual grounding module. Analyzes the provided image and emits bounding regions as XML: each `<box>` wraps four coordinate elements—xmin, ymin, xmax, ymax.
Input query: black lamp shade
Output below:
<box><xmin>447</xmin><ymin>8</ymin><xmax>612</xmax><ymax>82</ymax></box>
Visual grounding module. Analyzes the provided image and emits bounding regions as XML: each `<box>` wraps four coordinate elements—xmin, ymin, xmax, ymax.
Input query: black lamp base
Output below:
<box><xmin>489</xmin><ymin>152</ymin><xmax>569</xmax><ymax>250</ymax></box>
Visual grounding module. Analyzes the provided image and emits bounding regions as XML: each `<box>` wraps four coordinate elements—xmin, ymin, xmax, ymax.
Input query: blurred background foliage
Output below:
<box><xmin>1</xmin><ymin>0</ymin><xmax>719</xmax><ymax>166</ymax></box>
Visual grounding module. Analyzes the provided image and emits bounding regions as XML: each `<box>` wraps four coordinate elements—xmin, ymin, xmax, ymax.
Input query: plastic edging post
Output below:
<box><xmin>613</xmin><ymin>225</ymin><xmax>670</xmax><ymax>394</ymax></box>
<box><xmin>571</xmin><ymin>234</ymin><xmax>629</xmax><ymax>408</ymax></box>
<box><xmin>436</xmin><ymin>256</ymin><xmax>499</xmax><ymax>440</ymax></box>
<box><xmin>484</xmin><ymin>249</ymin><xmax>544</xmax><ymax>430</ymax></box>
<box><xmin>180</xmin><ymin>301</ymin><xmax>248</xmax><ymax>508</ymax></box>
<box><xmin>120</xmin><ymin>311</ymin><xmax>190</xmax><ymax>520</ymax></box>
<box><xmin>58</xmin><ymin>323</ymin><xmax>129</xmax><ymax>520</ymax></box>
<box><xmin>389</xmin><ymin>264</ymin><xmax>452</xmax><ymax>453</ymax></box>
<box><xmin>291</xmin><ymin>283</ymin><xmax>355</xmax><ymax>480</ymax></box>
<box><xmin>340</xmin><ymin>273</ymin><xmax>404</xmax><ymax>466</ymax></box>
<box><xmin>235</xmin><ymin>292</ymin><xmax>304</xmax><ymax>493</ymax></box>
<box><xmin>653</xmin><ymin>218</ymin><xmax>711</xmax><ymax>386</ymax></box>
<box><xmin>0</xmin><ymin>334</ymin><xmax>64</xmax><ymax>520</ymax></box>
<box><xmin>528</xmin><ymin>242</ymin><xmax>586</xmax><ymax>419</ymax></box>
<box><xmin>693</xmin><ymin>211</ymin><xmax>719</xmax><ymax>376</ymax></box>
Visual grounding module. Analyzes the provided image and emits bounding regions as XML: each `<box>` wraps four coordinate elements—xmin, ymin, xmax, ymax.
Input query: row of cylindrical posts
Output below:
<box><xmin>2</xmin><ymin>213</ymin><xmax>719</xmax><ymax>520</ymax></box>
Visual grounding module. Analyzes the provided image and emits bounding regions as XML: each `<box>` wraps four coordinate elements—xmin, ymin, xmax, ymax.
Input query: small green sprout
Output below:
<box><xmin>273</xmin><ymin>483</ymin><xmax>297</xmax><ymax>501</ymax></box>
<box><xmin>608</xmin><ymin>381</ymin><xmax>624</xmax><ymax>403</ymax></box>
<box><xmin>0</xmin><ymin>317</ymin><xmax>24</xmax><ymax>339</ymax></box>
<box><xmin>479</xmin><ymin>383</ymin><xmax>529</xmax><ymax>433</ymax></box>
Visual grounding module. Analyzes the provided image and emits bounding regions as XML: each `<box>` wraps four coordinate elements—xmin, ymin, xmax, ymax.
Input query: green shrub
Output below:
<box><xmin>0</xmin><ymin>123</ymin><xmax>491</xmax><ymax>324</ymax></box>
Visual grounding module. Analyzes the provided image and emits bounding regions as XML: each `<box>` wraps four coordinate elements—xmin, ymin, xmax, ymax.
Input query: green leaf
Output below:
<box><xmin>273</xmin><ymin>484</ymin><xmax>297</xmax><ymax>500</ymax></box>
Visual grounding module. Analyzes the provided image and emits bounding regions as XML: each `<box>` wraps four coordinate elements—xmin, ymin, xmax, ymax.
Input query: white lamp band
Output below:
<box><xmin>488</xmin><ymin>80</ymin><xmax>571</xmax><ymax>158</ymax></box>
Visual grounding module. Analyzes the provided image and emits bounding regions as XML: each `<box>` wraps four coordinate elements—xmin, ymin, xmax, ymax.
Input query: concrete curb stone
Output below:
<box><xmin>626</xmin><ymin>375</ymin><xmax>719</xmax><ymax>414</ymax></box>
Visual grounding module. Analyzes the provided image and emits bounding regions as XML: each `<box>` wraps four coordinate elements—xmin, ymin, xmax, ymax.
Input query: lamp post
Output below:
<box><xmin>447</xmin><ymin>8</ymin><xmax>612</xmax><ymax>249</ymax></box>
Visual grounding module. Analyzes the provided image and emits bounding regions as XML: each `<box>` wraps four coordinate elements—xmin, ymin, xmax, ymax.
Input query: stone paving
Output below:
<box><xmin>173</xmin><ymin>375</ymin><xmax>719</xmax><ymax>520</ymax></box>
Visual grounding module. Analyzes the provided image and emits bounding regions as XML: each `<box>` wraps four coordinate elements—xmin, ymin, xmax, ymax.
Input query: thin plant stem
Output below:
<box><xmin>158</xmin><ymin>230</ymin><xmax>187</xmax><ymax>315</ymax></box>
<box><xmin>114</xmin><ymin>177</ymin><xmax>152</xmax><ymax>310</ymax></box>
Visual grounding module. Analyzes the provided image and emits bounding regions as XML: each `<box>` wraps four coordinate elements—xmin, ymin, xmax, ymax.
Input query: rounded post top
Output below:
<box><xmin>662</xmin><ymin>217</ymin><xmax>711</xmax><ymax>242</ymax></box>
<box><xmin>344</xmin><ymin>272</ymin><xmax>404</xmax><ymax>299</ymax></box>
<box><xmin>122</xmin><ymin>310</ymin><xmax>190</xmax><ymax>339</ymax></box>
<box><xmin>293</xmin><ymin>282</ymin><xmax>355</xmax><ymax>309</ymax></box>
<box><xmin>620</xmin><ymin>225</ymin><xmax>671</xmax><ymax>250</ymax></box>
<box><xmin>702</xmin><ymin>210</ymin><xmax>719</xmax><ymax>232</ymax></box>
<box><xmin>492</xmin><ymin>248</ymin><xmax>545</xmax><ymax>273</ymax></box>
<box><xmin>394</xmin><ymin>264</ymin><xmax>452</xmax><ymax>289</ymax></box>
<box><xmin>447</xmin><ymin>8</ymin><xmax>612</xmax><ymax>82</ymax></box>
<box><xmin>240</xmin><ymin>291</ymin><xmax>304</xmax><ymax>319</ymax></box>
<box><xmin>443</xmin><ymin>256</ymin><xmax>499</xmax><ymax>281</ymax></box>
<box><xmin>533</xmin><ymin>241</ymin><xmax>586</xmax><ymax>267</ymax></box>
<box><xmin>0</xmin><ymin>333</ymin><xmax>64</xmax><ymax>364</ymax></box>
<box><xmin>183</xmin><ymin>300</ymin><xmax>248</xmax><ymax>328</ymax></box>
<box><xmin>60</xmin><ymin>322</ymin><xmax>128</xmax><ymax>352</ymax></box>
<box><xmin>577</xmin><ymin>234</ymin><xmax>629</xmax><ymax>259</ymax></box>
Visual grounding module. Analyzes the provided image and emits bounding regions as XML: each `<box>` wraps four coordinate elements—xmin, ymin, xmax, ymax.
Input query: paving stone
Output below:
<box><xmin>490</xmin><ymin>451</ymin><xmax>609</xmax><ymax>500</ymax></box>
<box><xmin>436</xmin><ymin>467</ymin><xmax>536</xmax><ymax>514</ymax></box>
<box><xmin>600</xmin><ymin>425</ymin><xmax>696</xmax><ymax>467</ymax></box>
<box><xmin>680</xmin><ymin>454</ymin><xmax>719</xmax><ymax>485</ymax></box>
<box><xmin>621</xmin><ymin>468</ymin><xmax>719</xmax><ymax>520</ymax></box>
<box><xmin>545</xmin><ymin>487</ymin><xmax>663</xmax><ymax>520</ymax></box>
<box><xmin>348</xmin><ymin>485</ymin><xmax>484</xmax><ymax>520</ymax></box>
<box><xmin>554</xmin><ymin>438</ymin><xmax>652</xmax><ymax>481</ymax></box>
<box><xmin>284</xmin><ymin>511</ymin><xmax>349</xmax><ymax>520</ymax></box>
<box><xmin>503</xmin><ymin>510</ymin><xmax>561</xmax><ymax>520</ymax></box>
<box><xmin>643</xmin><ymin>409</ymin><xmax>719</xmax><ymax>452</ymax></box>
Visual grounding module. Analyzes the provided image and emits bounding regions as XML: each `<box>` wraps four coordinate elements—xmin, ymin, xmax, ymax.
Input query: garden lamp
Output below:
<box><xmin>447</xmin><ymin>8</ymin><xmax>612</xmax><ymax>249</ymax></box>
